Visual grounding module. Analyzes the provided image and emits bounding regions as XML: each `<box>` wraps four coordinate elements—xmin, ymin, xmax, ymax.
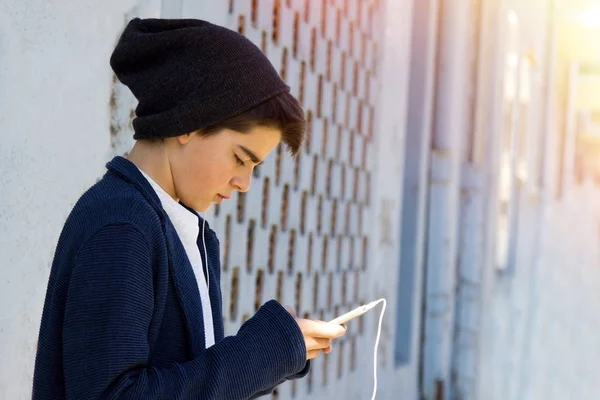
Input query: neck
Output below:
<box><xmin>126</xmin><ymin>140</ymin><xmax>179</xmax><ymax>201</ymax></box>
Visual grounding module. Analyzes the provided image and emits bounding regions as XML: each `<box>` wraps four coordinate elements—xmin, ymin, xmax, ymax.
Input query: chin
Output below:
<box><xmin>193</xmin><ymin>204</ymin><xmax>211</xmax><ymax>213</ymax></box>
<box><xmin>182</xmin><ymin>198</ymin><xmax>210</xmax><ymax>213</ymax></box>
<box><xmin>196</xmin><ymin>201</ymin><xmax>214</xmax><ymax>214</ymax></box>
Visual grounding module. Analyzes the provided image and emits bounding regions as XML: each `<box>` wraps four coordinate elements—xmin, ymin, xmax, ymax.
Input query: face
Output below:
<box><xmin>165</xmin><ymin>126</ymin><xmax>281</xmax><ymax>212</ymax></box>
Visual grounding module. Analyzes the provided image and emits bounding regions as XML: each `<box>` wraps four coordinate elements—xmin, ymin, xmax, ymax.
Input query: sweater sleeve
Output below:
<box><xmin>62</xmin><ymin>223</ymin><xmax>307</xmax><ymax>400</ymax></box>
<box><xmin>247</xmin><ymin>361</ymin><xmax>311</xmax><ymax>399</ymax></box>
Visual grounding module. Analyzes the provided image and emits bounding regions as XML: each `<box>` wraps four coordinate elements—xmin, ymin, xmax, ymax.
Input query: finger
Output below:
<box><xmin>285</xmin><ymin>306</ymin><xmax>297</xmax><ymax>318</ymax></box>
<box><xmin>307</xmin><ymin>350</ymin><xmax>321</xmax><ymax>360</ymax></box>
<box><xmin>298</xmin><ymin>319</ymin><xmax>346</xmax><ymax>339</ymax></box>
<box><xmin>324</xmin><ymin>344</ymin><xmax>332</xmax><ymax>354</ymax></box>
<box><xmin>305</xmin><ymin>336</ymin><xmax>331</xmax><ymax>351</ymax></box>
<box><xmin>316</xmin><ymin>320</ymin><xmax>346</xmax><ymax>330</ymax></box>
<box><xmin>327</xmin><ymin>322</ymin><xmax>348</xmax><ymax>333</ymax></box>
<box><xmin>320</xmin><ymin>320</ymin><xmax>347</xmax><ymax>337</ymax></box>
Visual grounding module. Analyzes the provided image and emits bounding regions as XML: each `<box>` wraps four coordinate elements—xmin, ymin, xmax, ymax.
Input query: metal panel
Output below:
<box><xmin>395</xmin><ymin>0</ymin><xmax>438</xmax><ymax>370</ymax></box>
<box><xmin>421</xmin><ymin>0</ymin><xmax>474</xmax><ymax>398</ymax></box>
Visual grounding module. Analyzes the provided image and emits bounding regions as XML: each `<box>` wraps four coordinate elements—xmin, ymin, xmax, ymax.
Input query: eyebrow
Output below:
<box><xmin>238</xmin><ymin>145</ymin><xmax>263</xmax><ymax>165</ymax></box>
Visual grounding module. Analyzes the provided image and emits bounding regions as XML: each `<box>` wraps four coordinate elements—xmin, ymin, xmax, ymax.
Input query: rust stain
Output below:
<box><xmin>109</xmin><ymin>74</ymin><xmax>119</xmax><ymax>139</ymax></box>
<box><xmin>109</xmin><ymin>74</ymin><xmax>118</xmax><ymax>111</ymax></box>
<box><xmin>435</xmin><ymin>379</ymin><xmax>445</xmax><ymax>400</ymax></box>
<box><xmin>109</xmin><ymin>123</ymin><xmax>118</xmax><ymax>138</ymax></box>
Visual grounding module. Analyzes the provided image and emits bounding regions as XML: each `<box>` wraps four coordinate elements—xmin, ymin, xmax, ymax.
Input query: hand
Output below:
<box><xmin>285</xmin><ymin>306</ymin><xmax>346</xmax><ymax>360</ymax></box>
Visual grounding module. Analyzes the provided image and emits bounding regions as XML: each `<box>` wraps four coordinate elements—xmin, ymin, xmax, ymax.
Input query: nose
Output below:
<box><xmin>231</xmin><ymin>169</ymin><xmax>252</xmax><ymax>193</ymax></box>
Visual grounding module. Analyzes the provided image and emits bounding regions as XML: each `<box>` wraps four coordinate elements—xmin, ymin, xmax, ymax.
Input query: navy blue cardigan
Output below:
<box><xmin>33</xmin><ymin>156</ymin><xmax>309</xmax><ymax>399</ymax></box>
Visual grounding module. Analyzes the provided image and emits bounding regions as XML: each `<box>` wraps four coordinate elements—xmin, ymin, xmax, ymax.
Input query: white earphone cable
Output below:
<box><xmin>371</xmin><ymin>298</ymin><xmax>386</xmax><ymax>400</ymax></box>
<box><xmin>201</xmin><ymin>214</ymin><xmax>208</xmax><ymax>292</ymax></box>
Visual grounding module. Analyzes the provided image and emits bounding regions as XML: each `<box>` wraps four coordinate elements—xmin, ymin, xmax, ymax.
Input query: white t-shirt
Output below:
<box><xmin>138</xmin><ymin>169</ymin><xmax>215</xmax><ymax>348</ymax></box>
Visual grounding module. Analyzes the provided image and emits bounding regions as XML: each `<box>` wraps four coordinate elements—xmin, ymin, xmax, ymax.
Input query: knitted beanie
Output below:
<box><xmin>109</xmin><ymin>18</ymin><xmax>290</xmax><ymax>139</ymax></box>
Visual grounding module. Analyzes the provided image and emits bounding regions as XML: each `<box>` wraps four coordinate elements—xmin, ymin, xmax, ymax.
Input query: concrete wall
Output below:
<box><xmin>0</xmin><ymin>0</ymin><xmax>412</xmax><ymax>399</ymax></box>
<box><xmin>0</xmin><ymin>0</ymin><xmax>162</xmax><ymax>397</ymax></box>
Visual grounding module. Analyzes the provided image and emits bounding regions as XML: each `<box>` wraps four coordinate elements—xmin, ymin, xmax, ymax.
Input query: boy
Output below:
<box><xmin>33</xmin><ymin>18</ymin><xmax>345</xmax><ymax>399</ymax></box>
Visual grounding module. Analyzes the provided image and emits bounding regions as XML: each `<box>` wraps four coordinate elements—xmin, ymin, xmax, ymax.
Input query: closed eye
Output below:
<box><xmin>234</xmin><ymin>154</ymin><xmax>245</xmax><ymax>166</ymax></box>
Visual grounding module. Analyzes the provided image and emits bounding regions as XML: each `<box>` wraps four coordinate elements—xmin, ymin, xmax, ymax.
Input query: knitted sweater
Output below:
<box><xmin>32</xmin><ymin>156</ymin><xmax>309</xmax><ymax>399</ymax></box>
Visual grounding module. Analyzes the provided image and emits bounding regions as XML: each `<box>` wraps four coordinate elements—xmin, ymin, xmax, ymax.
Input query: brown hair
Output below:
<box><xmin>199</xmin><ymin>91</ymin><xmax>306</xmax><ymax>156</ymax></box>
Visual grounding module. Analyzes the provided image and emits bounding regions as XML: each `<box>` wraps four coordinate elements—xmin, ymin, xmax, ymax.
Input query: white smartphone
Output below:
<box><xmin>328</xmin><ymin>300</ymin><xmax>380</xmax><ymax>325</ymax></box>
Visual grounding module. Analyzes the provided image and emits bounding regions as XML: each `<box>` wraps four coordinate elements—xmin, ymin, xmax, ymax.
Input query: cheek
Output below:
<box><xmin>193</xmin><ymin>158</ymin><xmax>234</xmax><ymax>193</ymax></box>
<box><xmin>173</xmin><ymin>140</ymin><xmax>235</xmax><ymax>201</ymax></box>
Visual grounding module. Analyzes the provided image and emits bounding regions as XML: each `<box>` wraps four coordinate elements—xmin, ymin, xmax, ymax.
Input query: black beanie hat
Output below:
<box><xmin>110</xmin><ymin>18</ymin><xmax>290</xmax><ymax>140</ymax></box>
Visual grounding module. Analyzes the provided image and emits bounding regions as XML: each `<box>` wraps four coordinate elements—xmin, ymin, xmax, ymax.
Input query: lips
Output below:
<box><xmin>216</xmin><ymin>194</ymin><xmax>231</xmax><ymax>204</ymax></box>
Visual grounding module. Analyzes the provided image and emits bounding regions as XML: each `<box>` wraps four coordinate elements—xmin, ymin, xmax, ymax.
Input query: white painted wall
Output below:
<box><xmin>0</xmin><ymin>0</ymin><xmax>162</xmax><ymax>397</ymax></box>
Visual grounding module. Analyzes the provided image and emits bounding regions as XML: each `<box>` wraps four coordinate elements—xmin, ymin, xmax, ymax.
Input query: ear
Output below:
<box><xmin>177</xmin><ymin>132</ymin><xmax>194</xmax><ymax>145</ymax></box>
